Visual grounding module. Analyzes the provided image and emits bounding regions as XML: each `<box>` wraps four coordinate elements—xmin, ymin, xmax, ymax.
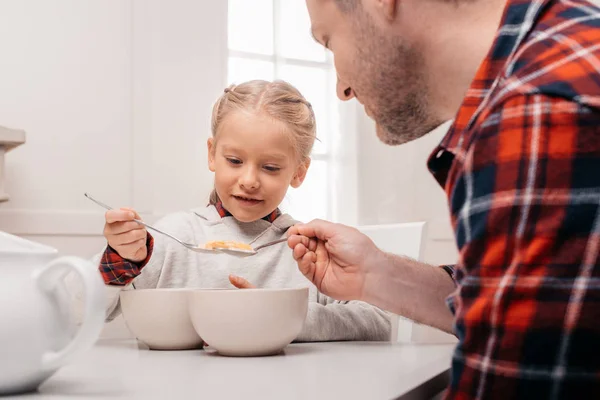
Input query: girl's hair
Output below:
<box><xmin>208</xmin><ymin>80</ymin><xmax>317</xmax><ymax>205</ymax></box>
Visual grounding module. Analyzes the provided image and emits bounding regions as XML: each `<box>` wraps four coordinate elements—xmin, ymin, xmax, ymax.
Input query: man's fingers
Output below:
<box><xmin>291</xmin><ymin>243</ymin><xmax>313</xmax><ymax>276</ymax></box>
<box><xmin>297</xmin><ymin>251</ymin><xmax>317</xmax><ymax>281</ymax></box>
<box><xmin>288</xmin><ymin>235</ymin><xmax>319</xmax><ymax>252</ymax></box>
<box><xmin>292</xmin><ymin>242</ymin><xmax>309</xmax><ymax>261</ymax></box>
<box><xmin>287</xmin><ymin>220</ymin><xmax>333</xmax><ymax>241</ymax></box>
<box><xmin>288</xmin><ymin>234</ymin><xmax>308</xmax><ymax>249</ymax></box>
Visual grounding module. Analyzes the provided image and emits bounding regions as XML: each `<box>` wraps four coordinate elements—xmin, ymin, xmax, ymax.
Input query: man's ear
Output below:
<box><xmin>207</xmin><ymin>138</ymin><xmax>216</xmax><ymax>172</ymax></box>
<box><xmin>291</xmin><ymin>158</ymin><xmax>311</xmax><ymax>188</ymax></box>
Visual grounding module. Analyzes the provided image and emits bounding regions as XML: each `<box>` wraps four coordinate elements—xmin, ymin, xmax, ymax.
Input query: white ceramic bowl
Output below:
<box><xmin>120</xmin><ymin>289</ymin><xmax>203</xmax><ymax>350</ymax></box>
<box><xmin>188</xmin><ymin>287</ymin><xmax>308</xmax><ymax>357</ymax></box>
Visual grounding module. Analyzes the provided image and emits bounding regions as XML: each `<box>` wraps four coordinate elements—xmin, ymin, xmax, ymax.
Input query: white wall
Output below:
<box><xmin>0</xmin><ymin>0</ymin><xmax>227</xmax><ymax>258</ymax></box>
<box><xmin>356</xmin><ymin>113</ymin><xmax>458</xmax><ymax>266</ymax></box>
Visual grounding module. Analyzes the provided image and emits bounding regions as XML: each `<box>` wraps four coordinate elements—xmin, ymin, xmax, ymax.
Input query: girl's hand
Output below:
<box><xmin>229</xmin><ymin>274</ymin><xmax>256</xmax><ymax>289</ymax></box>
<box><xmin>103</xmin><ymin>208</ymin><xmax>148</xmax><ymax>262</ymax></box>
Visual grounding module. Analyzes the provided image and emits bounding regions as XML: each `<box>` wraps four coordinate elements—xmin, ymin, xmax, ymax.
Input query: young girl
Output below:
<box><xmin>89</xmin><ymin>80</ymin><xmax>389</xmax><ymax>342</ymax></box>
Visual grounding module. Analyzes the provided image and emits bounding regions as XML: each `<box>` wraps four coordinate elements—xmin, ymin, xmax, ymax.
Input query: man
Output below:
<box><xmin>287</xmin><ymin>0</ymin><xmax>600</xmax><ymax>398</ymax></box>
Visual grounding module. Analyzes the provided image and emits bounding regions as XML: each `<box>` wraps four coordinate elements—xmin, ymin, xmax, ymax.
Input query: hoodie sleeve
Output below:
<box><xmin>296</xmin><ymin>292</ymin><xmax>392</xmax><ymax>342</ymax></box>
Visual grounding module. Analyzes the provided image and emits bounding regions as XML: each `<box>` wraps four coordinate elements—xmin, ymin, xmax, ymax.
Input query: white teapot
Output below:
<box><xmin>0</xmin><ymin>231</ymin><xmax>105</xmax><ymax>395</ymax></box>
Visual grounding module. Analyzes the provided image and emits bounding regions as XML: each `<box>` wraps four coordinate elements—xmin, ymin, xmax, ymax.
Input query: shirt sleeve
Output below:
<box><xmin>98</xmin><ymin>233</ymin><xmax>155</xmax><ymax>285</ymax></box>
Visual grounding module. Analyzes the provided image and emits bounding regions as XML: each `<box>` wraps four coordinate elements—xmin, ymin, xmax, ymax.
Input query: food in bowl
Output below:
<box><xmin>188</xmin><ymin>287</ymin><xmax>308</xmax><ymax>357</ymax></box>
<box><xmin>120</xmin><ymin>289</ymin><xmax>203</xmax><ymax>350</ymax></box>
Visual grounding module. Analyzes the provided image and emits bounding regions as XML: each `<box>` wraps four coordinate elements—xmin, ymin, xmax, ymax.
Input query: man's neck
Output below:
<box><xmin>410</xmin><ymin>0</ymin><xmax>509</xmax><ymax>119</ymax></box>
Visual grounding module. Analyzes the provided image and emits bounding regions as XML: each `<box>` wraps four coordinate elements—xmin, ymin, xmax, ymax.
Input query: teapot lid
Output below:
<box><xmin>0</xmin><ymin>230</ymin><xmax>58</xmax><ymax>255</ymax></box>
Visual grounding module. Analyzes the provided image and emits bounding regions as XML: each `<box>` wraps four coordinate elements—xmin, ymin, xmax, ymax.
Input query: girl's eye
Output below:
<box><xmin>226</xmin><ymin>158</ymin><xmax>242</xmax><ymax>165</ymax></box>
<box><xmin>264</xmin><ymin>165</ymin><xmax>281</xmax><ymax>172</ymax></box>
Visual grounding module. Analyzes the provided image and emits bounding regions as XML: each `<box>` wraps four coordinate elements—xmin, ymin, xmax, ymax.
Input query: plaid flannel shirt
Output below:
<box><xmin>430</xmin><ymin>1</ymin><xmax>600</xmax><ymax>398</ymax></box>
<box><xmin>98</xmin><ymin>202</ymin><xmax>281</xmax><ymax>285</ymax></box>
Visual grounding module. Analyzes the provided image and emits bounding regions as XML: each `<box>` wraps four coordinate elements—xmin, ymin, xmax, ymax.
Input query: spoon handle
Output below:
<box><xmin>84</xmin><ymin>192</ymin><xmax>113</xmax><ymax>211</ymax></box>
<box><xmin>253</xmin><ymin>237</ymin><xmax>288</xmax><ymax>251</ymax></box>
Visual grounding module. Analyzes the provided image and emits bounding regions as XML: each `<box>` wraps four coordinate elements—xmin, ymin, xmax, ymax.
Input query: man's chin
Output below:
<box><xmin>375</xmin><ymin>124</ymin><xmax>410</xmax><ymax>146</ymax></box>
<box><xmin>375</xmin><ymin>120</ymin><xmax>441</xmax><ymax>146</ymax></box>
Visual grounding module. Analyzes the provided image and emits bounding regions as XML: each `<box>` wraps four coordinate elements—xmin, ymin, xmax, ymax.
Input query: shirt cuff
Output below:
<box><xmin>99</xmin><ymin>233</ymin><xmax>154</xmax><ymax>285</ymax></box>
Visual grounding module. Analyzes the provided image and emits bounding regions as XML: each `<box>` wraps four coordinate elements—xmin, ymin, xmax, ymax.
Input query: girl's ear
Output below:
<box><xmin>207</xmin><ymin>138</ymin><xmax>216</xmax><ymax>172</ymax></box>
<box><xmin>291</xmin><ymin>158</ymin><xmax>311</xmax><ymax>188</ymax></box>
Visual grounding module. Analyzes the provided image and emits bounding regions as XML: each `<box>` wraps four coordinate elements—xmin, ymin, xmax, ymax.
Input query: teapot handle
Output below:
<box><xmin>33</xmin><ymin>256</ymin><xmax>106</xmax><ymax>371</ymax></box>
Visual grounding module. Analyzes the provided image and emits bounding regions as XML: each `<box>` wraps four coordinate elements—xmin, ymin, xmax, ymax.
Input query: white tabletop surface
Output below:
<box><xmin>9</xmin><ymin>339</ymin><xmax>454</xmax><ymax>400</ymax></box>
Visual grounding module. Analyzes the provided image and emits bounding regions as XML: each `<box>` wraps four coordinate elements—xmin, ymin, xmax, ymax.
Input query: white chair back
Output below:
<box><xmin>359</xmin><ymin>222</ymin><xmax>427</xmax><ymax>261</ymax></box>
<box><xmin>358</xmin><ymin>222</ymin><xmax>457</xmax><ymax>344</ymax></box>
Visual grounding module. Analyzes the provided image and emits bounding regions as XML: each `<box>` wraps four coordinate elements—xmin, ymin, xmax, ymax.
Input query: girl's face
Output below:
<box><xmin>208</xmin><ymin>111</ymin><xmax>310</xmax><ymax>222</ymax></box>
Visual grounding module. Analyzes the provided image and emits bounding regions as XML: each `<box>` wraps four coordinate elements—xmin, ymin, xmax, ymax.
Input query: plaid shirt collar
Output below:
<box><xmin>213</xmin><ymin>199</ymin><xmax>281</xmax><ymax>223</ymax></box>
<box><xmin>437</xmin><ymin>0</ymin><xmax>552</xmax><ymax>157</ymax></box>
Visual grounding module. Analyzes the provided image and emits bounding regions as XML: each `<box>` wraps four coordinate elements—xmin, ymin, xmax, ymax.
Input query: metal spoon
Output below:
<box><xmin>84</xmin><ymin>193</ymin><xmax>287</xmax><ymax>257</ymax></box>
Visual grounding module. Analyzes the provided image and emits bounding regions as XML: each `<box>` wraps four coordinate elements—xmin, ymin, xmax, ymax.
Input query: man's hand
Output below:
<box><xmin>286</xmin><ymin>219</ymin><xmax>384</xmax><ymax>302</ymax></box>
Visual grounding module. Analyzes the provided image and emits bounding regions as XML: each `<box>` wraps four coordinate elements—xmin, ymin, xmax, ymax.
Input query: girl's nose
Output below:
<box><xmin>239</xmin><ymin>167</ymin><xmax>260</xmax><ymax>190</ymax></box>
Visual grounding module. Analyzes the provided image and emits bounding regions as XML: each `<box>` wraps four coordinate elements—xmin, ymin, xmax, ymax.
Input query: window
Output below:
<box><xmin>227</xmin><ymin>0</ymin><xmax>341</xmax><ymax>223</ymax></box>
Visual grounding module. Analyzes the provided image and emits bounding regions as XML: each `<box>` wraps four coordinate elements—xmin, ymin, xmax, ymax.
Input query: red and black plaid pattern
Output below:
<box><xmin>429</xmin><ymin>1</ymin><xmax>600</xmax><ymax>398</ymax></box>
<box><xmin>98</xmin><ymin>200</ymin><xmax>281</xmax><ymax>285</ymax></box>
<box><xmin>99</xmin><ymin>234</ymin><xmax>154</xmax><ymax>285</ymax></box>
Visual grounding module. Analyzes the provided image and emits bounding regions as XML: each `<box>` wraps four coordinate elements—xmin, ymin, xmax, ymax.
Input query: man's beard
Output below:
<box><xmin>353</xmin><ymin>11</ymin><xmax>442</xmax><ymax>145</ymax></box>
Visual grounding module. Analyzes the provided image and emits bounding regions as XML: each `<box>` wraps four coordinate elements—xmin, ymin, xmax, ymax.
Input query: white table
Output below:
<box><xmin>10</xmin><ymin>339</ymin><xmax>454</xmax><ymax>400</ymax></box>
